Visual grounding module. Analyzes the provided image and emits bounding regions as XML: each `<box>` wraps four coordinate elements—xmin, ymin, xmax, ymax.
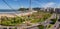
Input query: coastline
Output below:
<box><xmin>0</xmin><ymin>11</ymin><xmax>37</xmax><ymax>18</ymax></box>
<box><xmin>0</xmin><ymin>13</ymin><xmax>16</xmax><ymax>18</ymax></box>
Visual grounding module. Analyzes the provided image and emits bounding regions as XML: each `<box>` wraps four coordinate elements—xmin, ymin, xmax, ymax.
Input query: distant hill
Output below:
<box><xmin>18</xmin><ymin>8</ymin><xmax>29</xmax><ymax>11</ymax></box>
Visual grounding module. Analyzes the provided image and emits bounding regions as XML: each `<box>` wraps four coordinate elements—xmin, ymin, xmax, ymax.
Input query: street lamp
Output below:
<box><xmin>54</xmin><ymin>8</ymin><xmax>57</xmax><ymax>19</ymax></box>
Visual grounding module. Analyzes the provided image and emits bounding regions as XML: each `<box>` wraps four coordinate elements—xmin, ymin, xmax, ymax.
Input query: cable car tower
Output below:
<box><xmin>29</xmin><ymin>0</ymin><xmax>33</xmax><ymax>11</ymax></box>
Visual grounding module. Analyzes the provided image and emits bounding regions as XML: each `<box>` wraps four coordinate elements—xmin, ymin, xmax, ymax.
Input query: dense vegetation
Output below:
<box><xmin>50</xmin><ymin>18</ymin><xmax>57</xmax><ymax>24</ymax></box>
<box><xmin>18</xmin><ymin>8</ymin><xmax>29</xmax><ymax>11</ymax></box>
<box><xmin>0</xmin><ymin>11</ymin><xmax>52</xmax><ymax>26</ymax></box>
<box><xmin>0</xmin><ymin>16</ymin><xmax>24</xmax><ymax>26</ymax></box>
<box><xmin>38</xmin><ymin>25</ymin><xmax>44</xmax><ymax>29</ymax></box>
<box><xmin>30</xmin><ymin>12</ymin><xmax>52</xmax><ymax>23</ymax></box>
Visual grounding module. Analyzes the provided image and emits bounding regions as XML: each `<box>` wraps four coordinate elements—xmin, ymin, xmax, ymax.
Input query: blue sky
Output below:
<box><xmin>0</xmin><ymin>0</ymin><xmax>60</xmax><ymax>9</ymax></box>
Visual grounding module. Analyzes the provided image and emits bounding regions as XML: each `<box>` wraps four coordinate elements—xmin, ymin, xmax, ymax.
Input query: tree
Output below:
<box><xmin>38</xmin><ymin>25</ymin><xmax>44</xmax><ymax>29</ymax></box>
<box><xmin>18</xmin><ymin>8</ymin><xmax>29</xmax><ymax>11</ymax></box>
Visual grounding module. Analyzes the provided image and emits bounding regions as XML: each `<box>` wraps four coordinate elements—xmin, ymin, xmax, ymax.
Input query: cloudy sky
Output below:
<box><xmin>0</xmin><ymin>0</ymin><xmax>60</xmax><ymax>9</ymax></box>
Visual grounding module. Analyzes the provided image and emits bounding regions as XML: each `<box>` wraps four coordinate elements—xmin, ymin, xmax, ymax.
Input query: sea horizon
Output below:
<box><xmin>0</xmin><ymin>9</ymin><xmax>21</xmax><ymax>14</ymax></box>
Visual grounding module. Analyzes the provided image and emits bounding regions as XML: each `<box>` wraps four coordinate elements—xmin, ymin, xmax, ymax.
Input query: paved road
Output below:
<box><xmin>50</xmin><ymin>14</ymin><xmax>60</xmax><ymax>29</ymax></box>
<box><xmin>51</xmin><ymin>21</ymin><xmax>60</xmax><ymax>29</ymax></box>
<box><xmin>42</xmin><ymin>13</ymin><xmax>56</xmax><ymax>29</ymax></box>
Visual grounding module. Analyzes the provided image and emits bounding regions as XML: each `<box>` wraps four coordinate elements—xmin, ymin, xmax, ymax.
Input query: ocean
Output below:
<box><xmin>0</xmin><ymin>9</ymin><xmax>19</xmax><ymax>14</ymax></box>
<box><xmin>0</xmin><ymin>9</ymin><xmax>18</xmax><ymax>12</ymax></box>
<box><xmin>0</xmin><ymin>9</ymin><xmax>28</xmax><ymax>14</ymax></box>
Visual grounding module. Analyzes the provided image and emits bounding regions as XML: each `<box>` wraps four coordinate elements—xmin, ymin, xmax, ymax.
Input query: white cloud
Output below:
<box><xmin>41</xmin><ymin>2</ymin><xmax>55</xmax><ymax>8</ymax></box>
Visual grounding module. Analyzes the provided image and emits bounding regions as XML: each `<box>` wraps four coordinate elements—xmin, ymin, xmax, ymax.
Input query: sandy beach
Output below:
<box><xmin>0</xmin><ymin>11</ymin><xmax>37</xmax><ymax>18</ymax></box>
<box><xmin>0</xmin><ymin>14</ymin><xmax>16</xmax><ymax>18</ymax></box>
